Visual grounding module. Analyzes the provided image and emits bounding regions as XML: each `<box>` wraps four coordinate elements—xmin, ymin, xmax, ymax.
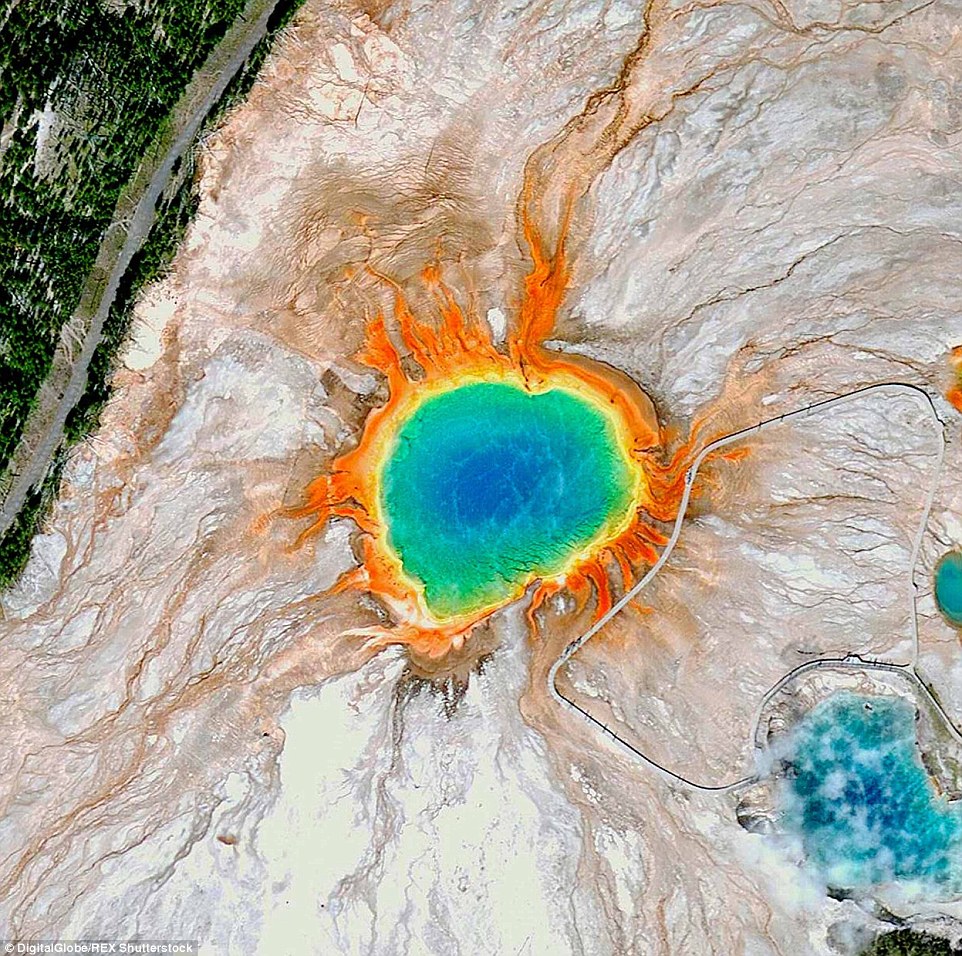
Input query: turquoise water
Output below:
<box><xmin>935</xmin><ymin>551</ymin><xmax>962</xmax><ymax>626</ymax></box>
<box><xmin>381</xmin><ymin>382</ymin><xmax>635</xmax><ymax>618</ymax></box>
<box><xmin>780</xmin><ymin>692</ymin><xmax>962</xmax><ymax>891</ymax></box>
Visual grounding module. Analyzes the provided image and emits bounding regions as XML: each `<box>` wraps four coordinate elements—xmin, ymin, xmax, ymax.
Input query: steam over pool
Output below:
<box><xmin>779</xmin><ymin>692</ymin><xmax>962</xmax><ymax>893</ymax></box>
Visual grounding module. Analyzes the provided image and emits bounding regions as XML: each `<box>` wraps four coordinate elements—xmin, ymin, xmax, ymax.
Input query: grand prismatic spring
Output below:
<box><xmin>283</xmin><ymin>217</ymin><xmax>700</xmax><ymax>657</ymax></box>
<box><xmin>381</xmin><ymin>382</ymin><xmax>637</xmax><ymax>619</ymax></box>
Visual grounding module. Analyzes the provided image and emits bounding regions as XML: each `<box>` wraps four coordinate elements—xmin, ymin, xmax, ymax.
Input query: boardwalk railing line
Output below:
<box><xmin>548</xmin><ymin>381</ymin><xmax>949</xmax><ymax>794</ymax></box>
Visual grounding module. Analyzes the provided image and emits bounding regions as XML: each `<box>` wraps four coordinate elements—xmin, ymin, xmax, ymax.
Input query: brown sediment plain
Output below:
<box><xmin>3</xmin><ymin>0</ymin><xmax>962</xmax><ymax>952</ymax></box>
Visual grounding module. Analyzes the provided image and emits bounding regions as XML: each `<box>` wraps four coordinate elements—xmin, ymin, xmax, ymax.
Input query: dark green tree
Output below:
<box><xmin>863</xmin><ymin>929</ymin><xmax>961</xmax><ymax>956</ymax></box>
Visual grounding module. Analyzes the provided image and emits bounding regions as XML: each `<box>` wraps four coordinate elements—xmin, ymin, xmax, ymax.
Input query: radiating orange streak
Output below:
<box><xmin>632</xmin><ymin>521</ymin><xmax>669</xmax><ymax>547</ymax></box>
<box><xmin>526</xmin><ymin>579</ymin><xmax>564</xmax><ymax>635</ymax></box>
<box><xmin>565</xmin><ymin>569</ymin><xmax>593</xmax><ymax>614</ymax></box>
<box><xmin>942</xmin><ymin>346</ymin><xmax>962</xmax><ymax>412</ymax></box>
<box><xmin>509</xmin><ymin>190</ymin><xmax>572</xmax><ymax>374</ymax></box>
<box><xmin>616</xmin><ymin>531</ymin><xmax>661</xmax><ymax>567</ymax></box>
<box><xmin>720</xmin><ymin>446</ymin><xmax>751</xmax><ymax>462</ymax></box>
<box><xmin>284</xmin><ymin>199</ymin><xmax>712</xmax><ymax>656</ymax></box>
<box><xmin>583</xmin><ymin>560</ymin><xmax>613</xmax><ymax>618</ymax></box>
<box><xmin>612</xmin><ymin>545</ymin><xmax>634</xmax><ymax>596</ymax></box>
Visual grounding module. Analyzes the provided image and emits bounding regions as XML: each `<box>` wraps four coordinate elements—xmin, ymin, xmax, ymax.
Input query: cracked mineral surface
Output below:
<box><xmin>4</xmin><ymin>0</ymin><xmax>962</xmax><ymax>953</ymax></box>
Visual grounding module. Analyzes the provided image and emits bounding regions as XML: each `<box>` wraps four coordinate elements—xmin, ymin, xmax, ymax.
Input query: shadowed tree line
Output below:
<box><xmin>864</xmin><ymin>930</ymin><xmax>961</xmax><ymax>955</ymax></box>
<box><xmin>0</xmin><ymin>0</ymin><xmax>307</xmax><ymax>589</ymax></box>
<box><xmin>0</xmin><ymin>0</ymin><xmax>250</xmax><ymax>470</ymax></box>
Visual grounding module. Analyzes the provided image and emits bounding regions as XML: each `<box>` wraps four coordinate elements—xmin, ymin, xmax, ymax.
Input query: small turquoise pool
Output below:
<box><xmin>380</xmin><ymin>381</ymin><xmax>636</xmax><ymax>619</ymax></box>
<box><xmin>935</xmin><ymin>551</ymin><xmax>962</xmax><ymax>627</ymax></box>
<box><xmin>780</xmin><ymin>692</ymin><xmax>962</xmax><ymax>892</ymax></box>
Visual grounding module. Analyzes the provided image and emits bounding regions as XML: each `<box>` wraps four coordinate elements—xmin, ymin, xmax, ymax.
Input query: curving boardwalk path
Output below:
<box><xmin>548</xmin><ymin>381</ymin><xmax>950</xmax><ymax>794</ymax></box>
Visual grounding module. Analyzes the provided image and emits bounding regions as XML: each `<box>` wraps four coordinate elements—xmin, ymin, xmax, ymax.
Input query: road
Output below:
<box><xmin>0</xmin><ymin>0</ymin><xmax>286</xmax><ymax>537</ymax></box>
<box><xmin>548</xmin><ymin>381</ymin><xmax>951</xmax><ymax>794</ymax></box>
